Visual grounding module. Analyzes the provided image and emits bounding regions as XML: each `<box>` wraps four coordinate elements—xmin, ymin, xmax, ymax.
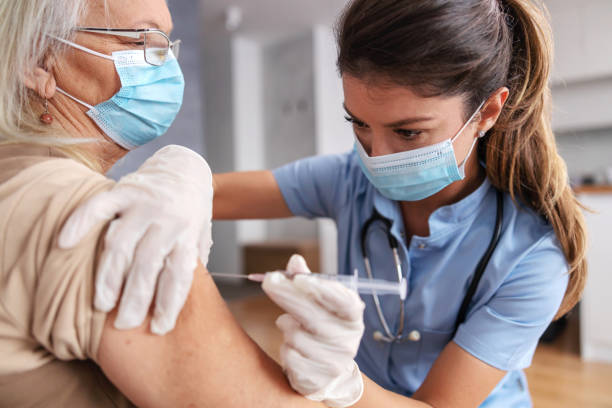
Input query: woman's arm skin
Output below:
<box><xmin>213</xmin><ymin>171</ymin><xmax>292</xmax><ymax>220</ymax></box>
<box><xmin>353</xmin><ymin>342</ymin><xmax>506</xmax><ymax>408</ymax></box>
<box><xmin>97</xmin><ymin>263</ymin><xmax>325</xmax><ymax>408</ymax></box>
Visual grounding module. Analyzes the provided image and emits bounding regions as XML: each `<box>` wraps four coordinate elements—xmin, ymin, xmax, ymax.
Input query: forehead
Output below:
<box><xmin>81</xmin><ymin>0</ymin><xmax>172</xmax><ymax>32</ymax></box>
<box><xmin>342</xmin><ymin>74</ymin><xmax>464</xmax><ymax>121</ymax></box>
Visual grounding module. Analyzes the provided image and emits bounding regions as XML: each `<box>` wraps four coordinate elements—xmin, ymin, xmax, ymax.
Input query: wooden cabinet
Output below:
<box><xmin>242</xmin><ymin>240</ymin><xmax>320</xmax><ymax>276</ymax></box>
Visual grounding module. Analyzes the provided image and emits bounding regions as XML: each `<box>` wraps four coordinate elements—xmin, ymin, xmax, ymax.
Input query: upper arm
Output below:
<box><xmin>414</xmin><ymin>235</ymin><xmax>568</xmax><ymax>407</ymax></box>
<box><xmin>453</xmin><ymin>235</ymin><xmax>569</xmax><ymax>371</ymax></box>
<box><xmin>412</xmin><ymin>342</ymin><xmax>505</xmax><ymax>408</ymax></box>
<box><xmin>272</xmin><ymin>154</ymin><xmax>352</xmax><ymax>219</ymax></box>
<box><xmin>97</xmin><ymin>263</ymin><xmax>324</xmax><ymax>408</ymax></box>
<box><xmin>213</xmin><ymin>170</ymin><xmax>293</xmax><ymax>219</ymax></box>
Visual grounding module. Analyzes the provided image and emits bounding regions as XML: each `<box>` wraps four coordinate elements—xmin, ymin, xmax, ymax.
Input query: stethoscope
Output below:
<box><xmin>361</xmin><ymin>189</ymin><xmax>504</xmax><ymax>343</ymax></box>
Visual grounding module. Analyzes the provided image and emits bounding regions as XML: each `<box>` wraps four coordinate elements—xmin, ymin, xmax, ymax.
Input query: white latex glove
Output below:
<box><xmin>262</xmin><ymin>255</ymin><xmax>365</xmax><ymax>408</ymax></box>
<box><xmin>58</xmin><ymin>145</ymin><xmax>213</xmax><ymax>335</ymax></box>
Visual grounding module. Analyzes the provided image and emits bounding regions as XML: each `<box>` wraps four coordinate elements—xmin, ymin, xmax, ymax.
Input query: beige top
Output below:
<box><xmin>0</xmin><ymin>144</ymin><xmax>133</xmax><ymax>407</ymax></box>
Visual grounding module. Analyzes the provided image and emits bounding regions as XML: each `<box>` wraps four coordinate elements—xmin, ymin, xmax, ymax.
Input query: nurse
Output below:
<box><xmin>213</xmin><ymin>0</ymin><xmax>587</xmax><ymax>406</ymax></box>
<box><xmin>64</xmin><ymin>0</ymin><xmax>587</xmax><ymax>406</ymax></box>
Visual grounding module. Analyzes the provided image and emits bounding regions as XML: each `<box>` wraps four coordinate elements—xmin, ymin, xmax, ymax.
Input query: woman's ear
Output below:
<box><xmin>478</xmin><ymin>87</ymin><xmax>509</xmax><ymax>132</ymax></box>
<box><xmin>23</xmin><ymin>55</ymin><xmax>57</xmax><ymax>99</ymax></box>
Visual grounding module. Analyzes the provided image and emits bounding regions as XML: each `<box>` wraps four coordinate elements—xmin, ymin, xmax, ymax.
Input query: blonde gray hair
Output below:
<box><xmin>0</xmin><ymin>0</ymin><xmax>102</xmax><ymax>169</ymax></box>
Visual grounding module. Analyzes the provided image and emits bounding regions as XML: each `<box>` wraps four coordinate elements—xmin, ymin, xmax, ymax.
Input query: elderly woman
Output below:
<box><xmin>0</xmin><ymin>0</ymin><xmax>365</xmax><ymax>407</ymax></box>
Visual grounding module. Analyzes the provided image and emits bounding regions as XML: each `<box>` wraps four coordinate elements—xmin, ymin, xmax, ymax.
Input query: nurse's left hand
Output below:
<box><xmin>58</xmin><ymin>145</ymin><xmax>213</xmax><ymax>335</ymax></box>
<box><xmin>262</xmin><ymin>256</ymin><xmax>366</xmax><ymax>408</ymax></box>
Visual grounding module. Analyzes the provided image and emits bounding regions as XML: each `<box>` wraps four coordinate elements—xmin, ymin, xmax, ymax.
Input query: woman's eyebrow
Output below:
<box><xmin>132</xmin><ymin>20</ymin><xmax>160</xmax><ymax>29</ymax></box>
<box><xmin>384</xmin><ymin>116</ymin><xmax>435</xmax><ymax>128</ymax></box>
<box><xmin>343</xmin><ymin>104</ymin><xmax>435</xmax><ymax>127</ymax></box>
<box><xmin>131</xmin><ymin>20</ymin><xmax>174</xmax><ymax>35</ymax></box>
<box><xmin>343</xmin><ymin>104</ymin><xmax>366</xmax><ymax>123</ymax></box>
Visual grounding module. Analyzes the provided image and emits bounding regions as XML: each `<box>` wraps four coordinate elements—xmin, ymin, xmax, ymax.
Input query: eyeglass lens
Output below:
<box><xmin>144</xmin><ymin>31</ymin><xmax>171</xmax><ymax>66</ymax></box>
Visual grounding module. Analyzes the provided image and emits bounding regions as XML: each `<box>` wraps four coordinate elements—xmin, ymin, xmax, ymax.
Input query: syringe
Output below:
<box><xmin>210</xmin><ymin>270</ymin><xmax>407</xmax><ymax>300</ymax></box>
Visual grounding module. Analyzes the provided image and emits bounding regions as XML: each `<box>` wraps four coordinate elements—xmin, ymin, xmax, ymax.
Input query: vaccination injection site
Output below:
<box><xmin>1</xmin><ymin>0</ymin><xmax>612</xmax><ymax>407</ymax></box>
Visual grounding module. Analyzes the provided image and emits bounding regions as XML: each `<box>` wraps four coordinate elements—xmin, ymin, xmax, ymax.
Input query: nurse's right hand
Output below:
<box><xmin>262</xmin><ymin>255</ymin><xmax>366</xmax><ymax>408</ymax></box>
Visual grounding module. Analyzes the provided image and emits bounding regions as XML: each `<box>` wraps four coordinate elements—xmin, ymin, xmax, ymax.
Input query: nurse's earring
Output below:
<box><xmin>478</xmin><ymin>130</ymin><xmax>486</xmax><ymax>138</ymax></box>
<box><xmin>39</xmin><ymin>99</ymin><xmax>53</xmax><ymax>125</ymax></box>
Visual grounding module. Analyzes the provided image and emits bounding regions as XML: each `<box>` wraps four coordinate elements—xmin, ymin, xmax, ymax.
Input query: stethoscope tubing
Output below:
<box><xmin>361</xmin><ymin>189</ymin><xmax>504</xmax><ymax>343</ymax></box>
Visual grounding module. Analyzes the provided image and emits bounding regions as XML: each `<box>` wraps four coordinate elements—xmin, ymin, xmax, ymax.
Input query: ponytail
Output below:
<box><xmin>483</xmin><ymin>0</ymin><xmax>587</xmax><ymax>318</ymax></box>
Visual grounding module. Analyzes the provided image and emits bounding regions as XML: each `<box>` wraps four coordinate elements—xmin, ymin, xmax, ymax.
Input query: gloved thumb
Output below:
<box><xmin>285</xmin><ymin>254</ymin><xmax>312</xmax><ymax>277</ymax></box>
<box><xmin>58</xmin><ymin>190</ymin><xmax>125</xmax><ymax>249</ymax></box>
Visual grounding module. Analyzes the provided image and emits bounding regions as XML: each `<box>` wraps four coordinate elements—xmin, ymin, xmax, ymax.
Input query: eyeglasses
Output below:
<box><xmin>74</xmin><ymin>27</ymin><xmax>181</xmax><ymax>66</ymax></box>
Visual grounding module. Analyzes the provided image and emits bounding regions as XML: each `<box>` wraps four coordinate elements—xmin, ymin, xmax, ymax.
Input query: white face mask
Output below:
<box><xmin>355</xmin><ymin>100</ymin><xmax>486</xmax><ymax>201</ymax></box>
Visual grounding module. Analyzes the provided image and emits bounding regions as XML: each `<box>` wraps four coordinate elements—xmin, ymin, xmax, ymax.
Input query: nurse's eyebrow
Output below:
<box><xmin>343</xmin><ymin>105</ymin><xmax>367</xmax><ymax>124</ymax></box>
<box><xmin>384</xmin><ymin>115</ymin><xmax>435</xmax><ymax>128</ymax></box>
<box><xmin>343</xmin><ymin>104</ymin><xmax>435</xmax><ymax>128</ymax></box>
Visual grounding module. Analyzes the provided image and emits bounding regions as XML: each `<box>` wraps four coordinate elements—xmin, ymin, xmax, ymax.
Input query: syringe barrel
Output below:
<box><xmin>316</xmin><ymin>274</ymin><xmax>407</xmax><ymax>300</ymax></box>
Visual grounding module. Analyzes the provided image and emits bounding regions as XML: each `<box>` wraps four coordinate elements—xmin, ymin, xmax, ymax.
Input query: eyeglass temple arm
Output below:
<box><xmin>75</xmin><ymin>28</ymin><xmax>142</xmax><ymax>39</ymax></box>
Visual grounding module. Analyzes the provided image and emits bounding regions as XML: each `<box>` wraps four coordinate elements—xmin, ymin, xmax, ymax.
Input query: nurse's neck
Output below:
<box><xmin>399</xmin><ymin>154</ymin><xmax>486</xmax><ymax>241</ymax></box>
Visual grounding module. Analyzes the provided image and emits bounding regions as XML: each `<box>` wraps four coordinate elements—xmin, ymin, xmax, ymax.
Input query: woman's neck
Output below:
<box><xmin>48</xmin><ymin>94</ymin><xmax>127</xmax><ymax>173</ymax></box>
<box><xmin>399</xmin><ymin>154</ymin><xmax>486</xmax><ymax>239</ymax></box>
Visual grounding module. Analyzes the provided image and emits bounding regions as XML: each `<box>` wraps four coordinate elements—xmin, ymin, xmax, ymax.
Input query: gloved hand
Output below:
<box><xmin>58</xmin><ymin>145</ymin><xmax>213</xmax><ymax>335</ymax></box>
<box><xmin>262</xmin><ymin>255</ymin><xmax>365</xmax><ymax>408</ymax></box>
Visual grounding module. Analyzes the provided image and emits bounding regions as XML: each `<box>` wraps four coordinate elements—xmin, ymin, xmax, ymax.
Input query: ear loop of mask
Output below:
<box><xmin>48</xmin><ymin>35</ymin><xmax>112</xmax><ymax>110</ymax></box>
<box><xmin>55</xmin><ymin>87</ymin><xmax>94</xmax><ymax>110</ymax></box>
<box><xmin>454</xmin><ymin>99</ymin><xmax>487</xmax><ymax>169</ymax></box>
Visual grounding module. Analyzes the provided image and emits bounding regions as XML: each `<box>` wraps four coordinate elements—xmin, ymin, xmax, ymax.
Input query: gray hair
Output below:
<box><xmin>0</xmin><ymin>0</ymin><xmax>102</xmax><ymax>167</ymax></box>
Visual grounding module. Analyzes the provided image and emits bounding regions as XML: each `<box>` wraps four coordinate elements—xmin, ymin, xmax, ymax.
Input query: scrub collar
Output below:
<box><xmin>371</xmin><ymin>170</ymin><xmax>494</xmax><ymax>239</ymax></box>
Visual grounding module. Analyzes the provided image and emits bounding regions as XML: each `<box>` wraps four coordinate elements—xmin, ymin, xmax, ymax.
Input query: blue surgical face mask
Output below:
<box><xmin>355</xmin><ymin>100</ymin><xmax>486</xmax><ymax>202</ymax></box>
<box><xmin>53</xmin><ymin>38</ymin><xmax>185</xmax><ymax>150</ymax></box>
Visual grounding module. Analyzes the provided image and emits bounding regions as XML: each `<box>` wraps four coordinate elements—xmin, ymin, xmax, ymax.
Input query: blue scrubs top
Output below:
<box><xmin>273</xmin><ymin>151</ymin><xmax>569</xmax><ymax>407</ymax></box>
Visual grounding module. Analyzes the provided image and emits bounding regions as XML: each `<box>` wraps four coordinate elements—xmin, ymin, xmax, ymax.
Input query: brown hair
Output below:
<box><xmin>337</xmin><ymin>0</ymin><xmax>586</xmax><ymax>318</ymax></box>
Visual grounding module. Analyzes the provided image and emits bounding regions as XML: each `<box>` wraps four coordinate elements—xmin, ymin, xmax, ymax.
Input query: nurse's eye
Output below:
<box><xmin>394</xmin><ymin>128</ymin><xmax>422</xmax><ymax>140</ymax></box>
<box><xmin>345</xmin><ymin>116</ymin><xmax>368</xmax><ymax>129</ymax></box>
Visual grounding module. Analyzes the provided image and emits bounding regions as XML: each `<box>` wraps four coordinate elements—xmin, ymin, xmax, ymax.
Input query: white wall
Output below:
<box><xmin>548</xmin><ymin>0</ymin><xmax>612</xmax><ymax>85</ymax></box>
<box><xmin>263</xmin><ymin>32</ymin><xmax>319</xmax><ymax>242</ymax></box>
<box><xmin>202</xmin><ymin>23</ymin><xmax>240</xmax><ymax>274</ymax></box>
<box><xmin>232</xmin><ymin>37</ymin><xmax>267</xmax><ymax>247</ymax></box>
<box><xmin>313</xmin><ymin>25</ymin><xmax>354</xmax><ymax>274</ymax></box>
<box><xmin>579</xmin><ymin>193</ymin><xmax>612</xmax><ymax>363</ymax></box>
<box><xmin>546</xmin><ymin>0</ymin><xmax>612</xmax><ymax>181</ymax></box>
<box><xmin>557</xmin><ymin>128</ymin><xmax>612</xmax><ymax>182</ymax></box>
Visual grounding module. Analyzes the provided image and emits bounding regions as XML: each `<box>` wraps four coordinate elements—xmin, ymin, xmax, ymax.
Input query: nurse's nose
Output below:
<box><xmin>369</xmin><ymin>134</ymin><xmax>396</xmax><ymax>157</ymax></box>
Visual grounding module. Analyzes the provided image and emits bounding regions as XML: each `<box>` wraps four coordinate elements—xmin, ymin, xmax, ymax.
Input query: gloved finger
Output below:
<box><xmin>197</xmin><ymin>220</ymin><xmax>213</xmax><ymax>268</ymax></box>
<box><xmin>262</xmin><ymin>272</ymin><xmax>331</xmax><ymax>334</ymax></box>
<box><xmin>280</xmin><ymin>344</ymin><xmax>341</xmax><ymax>395</ymax></box>
<box><xmin>114</xmin><ymin>224</ymin><xmax>178</xmax><ymax>330</ymax></box>
<box><xmin>58</xmin><ymin>190</ymin><xmax>125</xmax><ymax>249</ymax></box>
<box><xmin>284</xmin><ymin>254</ymin><xmax>312</xmax><ymax>277</ymax></box>
<box><xmin>276</xmin><ymin>314</ymin><xmax>354</xmax><ymax>363</ymax></box>
<box><xmin>94</xmin><ymin>214</ymin><xmax>150</xmax><ymax>312</ymax></box>
<box><xmin>150</xmin><ymin>244</ymin><xmax>198</xmax><ymax>335</ymax></box>
<box><xmin>293</xmin><ymin>274</ymin><xmax>365</xmax><ymax>322</ymax></box>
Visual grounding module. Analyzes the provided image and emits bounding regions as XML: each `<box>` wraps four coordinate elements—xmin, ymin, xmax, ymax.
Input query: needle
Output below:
<box><xmin>209</xmin><ymin>272</ymin><xmax>265</xmax><ymax>282</ymax></box>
